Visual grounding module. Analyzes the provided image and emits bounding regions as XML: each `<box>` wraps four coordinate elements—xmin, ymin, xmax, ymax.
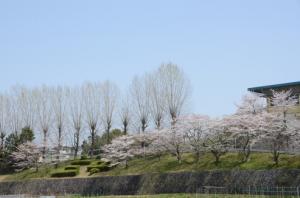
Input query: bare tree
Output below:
<box><xmin>51</xmin><ymin>86</ymin><xmax>69</xmax><ymax>160</ymax></box>
<box><xmin>35</xmin><ymin>86</ymin><xmax>53</xmax><ymax>160</ymax></box>
<box><xmin>6</xmin><ymin>90</ymin><xmax>22</xmax><ymax>135</ymax></box>
<box><xmin>100</xmin><ymin>81</ymin><xmax>119</xmax><ymax>144</ymax></box>
<box><xmin>130</xmin><ymin>76</ymin><xmax>150</xmax><ymax>133</ymax></box>
<box><xmin>15</xmin><ymin>86</ymin><xmax>36</xmax><ymax>130</ymax></box>
<box><xmin>148</xmin><ymin>72</ymin><xmax>165</xmax><ymax>129</ymax></box>
<box><xmin>69</xmin><ymin>86</ymin><xmax>84</xmax><ymax>159</ymax></box>
<box><xmin>83</xmin><ymin>82</ymin><xmax>101</xmax><ymax>157</ymax></box>
<box><xmin>119</xmin><ymin>92</ymin><xmax>131</xmax><ymax>135</ymax></box>
<box><xmin>0</xmin><ymin>94</ymin><xmax>8</xmax><ymax>152</ymax></box>
<box><xmin>158</xmin><ymin>63</ymin><xmax>191</xmax><ymax>125</ymax></box>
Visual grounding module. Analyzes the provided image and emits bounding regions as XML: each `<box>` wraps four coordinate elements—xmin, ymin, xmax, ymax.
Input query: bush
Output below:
<box><xmin>80</xmin><ymin>155</ymin><xmax>88</xmax><ymax>160</ymax></box>
<box><xmin>71</xmin><ymin>160</ymin><xmax>91</xmax><ymax>166</ymax></box>
<box><xmin>95</xmin><ymin>155</ymin><xmax>101</xmax><ymax>160</ymax></box>
<box><xmin>50</xmin><ymin>170</ymin><xmax>78</xmax><ymax>178</ymax></box>
<box><xmin>64</xmin><ymin>165</ymin><xmax>80</xmax><ymax>170</ymax></box>
<box><xmin>97</xmin><ymin>160</ymin><xmax>110</xmax><ymax>165</ymax></box>
<box><xmin>87</xmin><ymin>165</ymin><xmax>110</xmax><ymax>172</ymax></box>
<box><xmin>89</xmin><ymin>168</ymin><xmax>99</xmax><ymax>175</ymax></box>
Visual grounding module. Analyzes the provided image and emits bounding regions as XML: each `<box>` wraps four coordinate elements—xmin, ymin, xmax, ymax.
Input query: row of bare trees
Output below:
<box><xmin>0</xmin><ymin>63</ymin><xmax>191</xmax><ymax>159</ymax></box>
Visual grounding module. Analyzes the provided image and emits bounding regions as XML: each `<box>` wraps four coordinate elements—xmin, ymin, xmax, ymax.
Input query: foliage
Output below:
<box><xmin>89</xmin><ymin>168</ymin><xmax>99</xmax><ymax>175</ymax></box>
<box><xmin>71</xmin><ymin>160</ymin><xmax>91</xmax><ymax>166</ymax></box>
<box><xmin>50</xmin><ymin>170</ymin><xmax>78</xmax><ymax>177</ymax></box>
<box><xmin>19</xmin><ymin>127</ymin><xmax>35</xmax><ymax>144</ymax></box>
<box><xmin>10</xmin><ymin>142</ymin><xmax>41</xmax><ymax>172</ymax></box>
<box><xmin>64</xmin><ymin>165</ymin><xmax>80</xmax><ymax>170</ymax></box>
<box><xmin>87</xmin><ymin>164</ymin><xmax>110</xmax><ymax>172</ymax></box>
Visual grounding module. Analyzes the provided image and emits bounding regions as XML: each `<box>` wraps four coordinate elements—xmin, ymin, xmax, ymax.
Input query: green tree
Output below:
<box><xmin>19</xmin><ymin>127</ymin><xmax>35</xmax><ymax>144</ymax></box>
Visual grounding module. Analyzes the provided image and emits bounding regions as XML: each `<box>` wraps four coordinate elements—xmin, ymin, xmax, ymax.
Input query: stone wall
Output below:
<box><xmin>0</xmin><ymin>170</ymin><xmax>300</xmax><ymax>196</ymax></box>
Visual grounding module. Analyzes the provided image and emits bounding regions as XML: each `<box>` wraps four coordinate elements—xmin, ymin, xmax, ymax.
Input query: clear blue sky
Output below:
<box><xmin>0</xmin><ymin>0</ymin><xmax>300</xmax><ymax>116</ymax></box>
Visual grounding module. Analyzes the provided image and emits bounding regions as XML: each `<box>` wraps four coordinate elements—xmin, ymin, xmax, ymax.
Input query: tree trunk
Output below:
<box><xmin>56</xmin><ymin>126</ymin><xmax>62</xmax><ymax>161</ymax></box>
<box><xmin>123</xmin><ymin>123</ymin><xmax>127</xmax><ymax>135</ymax></box>
<box><xmin>74</xmin><ymin>129</ymin><xmax>80</xmax><ymax>160</ymax></box>
<box><xmin>90</xmin><ymin>127</ymin><xmax>96</xmax><ymax>158</ymax></box>
<box><xmin>42</xmin><ymin>130</ymin><xmax>47</xmax><ymax>160</ymax></box>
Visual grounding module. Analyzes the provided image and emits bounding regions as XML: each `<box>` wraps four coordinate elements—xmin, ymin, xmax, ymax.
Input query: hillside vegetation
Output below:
<box><xmin>2</xmin><ymin>152</ymin><xmax>300</xmax><ymax>181</ymax></box>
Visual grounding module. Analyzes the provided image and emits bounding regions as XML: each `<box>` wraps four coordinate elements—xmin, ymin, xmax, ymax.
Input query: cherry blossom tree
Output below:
<box><xmin>102</xmin><ymin>135</ymin><xmax>135</xmax><ymax>168</ymax></box>
<box><xmin>230</xmin><ymin>93</ymin><xmax>266</xmax><ymax>162</ymax></box>
<box><xmin>204</xmin><ymin>118</ymin><xmax>232</xmax><ymax>165</ymax></box>
<box><xmin>260</xmin><ymin>90</ymin><xmax>299</xmax><ymax>165</ymax></box>
<box><xmin>10</xmin><ymin>142</ymin><xmax>41</xmax><ymax>172</ymax></box>
<box><xmin>180</xmin><ymin>115</ymin><xmax>210</xmax><ymax>162</ymax></box>
<box><xmin>159</xmin><ymin>122</ymin><xmax>187</xmax><ymax>163</ymax></box>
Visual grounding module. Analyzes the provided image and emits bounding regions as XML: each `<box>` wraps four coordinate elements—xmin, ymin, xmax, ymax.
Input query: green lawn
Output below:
<box><xmin>2</xmin><ymin>152</ymin><xmax>300</xmax><ymax>181</ymax></box>
<box><xmin>96</xmin><ymin>152</ymin><xmax>300</xmax><ymax>177</ymax></box>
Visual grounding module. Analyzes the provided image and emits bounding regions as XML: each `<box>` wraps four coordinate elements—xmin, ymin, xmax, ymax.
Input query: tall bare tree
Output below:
<box><xmin>14</xmin><ymin>86</ymin><xmax>36</xmax><ymax>131</ymax></box>
<box><xmin>6</xmin><ymin>91</ymin><xmax>22</xmax><ymax>135</ymax></box>
<box><xmin>69</xmin><ymin>86</ymin><xmax>84</xmax><ymax>159</ymax></box>
<box><xmin>158</xmin><ymin>63</ymin><xmax>191</xmax><ymax>125</ymax></box>
<box><xmin>119</xmin><ymin>92</ymin><xmax>131</xmax><ymax>135</ymax></box>
<box><xmin>100</xmin><ymin>81</ymin><xmax>119</xmax><ymax>144</ymax></box>
<box><xmin>148</xmin><ymin>72</ymin><xmax>165</xmax><ymax>129</ymax></box>
<box><xmin>51</xmin><ymin>86</ymin><xmax>69</xmax><ymax>160</ymax></box>
<box><xmin>35</xmin><ymin>86</ymin><xmax>53</xmax><ymax>159</ymax></box>
<box><xmin>130</xmin><ymin>76</ymin><xmax>150</xmax><ymax>133</ymax></box>
<box><xmin>83</xmin><ymin>82</ymin><xmax>101</xmax><ymax>157</ymax></box>
<box><xmin>0</xmin><ymin>94</ymin><xmax>8</xmax><ymax>152</ymax></box>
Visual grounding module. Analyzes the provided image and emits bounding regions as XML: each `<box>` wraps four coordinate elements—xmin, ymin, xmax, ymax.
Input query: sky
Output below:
<box><xmin>0</xmin><ymin>0</ymin><xmax>300</xmax><ymax>117</ymax></box>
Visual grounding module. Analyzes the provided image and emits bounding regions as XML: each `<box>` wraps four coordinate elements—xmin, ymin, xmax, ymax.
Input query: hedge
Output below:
<box><xmin>71</xmin><ymin>160</ymin><xmax>91</xmax><ymax>166</ymax></box>
<box><xmin>64</xmin><ymin>165</ymin><xmax>80</xmax><ymax>170</ymax></box>
<box><xmin>97</xmin><ymin>160</ymin><xmax>110</xmax><ymax>165</ymax></box>
<box><xmin>50</xmin><ymin>170</ymin><xmax>78</xmax><ymax>178</ymax></box>
<box><xmin>87</xmin><ymin>165</ymin><xmax>110</xmax><ymax>172</ymax></box>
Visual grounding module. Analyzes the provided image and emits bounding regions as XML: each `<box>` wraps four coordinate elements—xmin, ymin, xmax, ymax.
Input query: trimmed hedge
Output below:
<box><xmin>80</xmin><ymin>155</ymin><xmax>88</xmax><ymax>160</ymax></box>
<box><xmin>50</xmin><ymin>170</ymin><xmax>78</xmax><ymax>178</ymax></box>
<box><xmin>89</xmin><ymin>168</ymin><xmax>99</xmax><ymax>175</ymax></box>
<box><xmin>97</xmin><ymin>160</ymin><xmax>110</xmax><ymax>165</ymax></box>
<box><xmin>64</xmin><ymin>165</ymin><xmax>80</xmax><ymax>170</ymax></box>
<box><xmin>87</xmin><ymin>165</ymin><xmax>110</xmax><ymax>172</ymax></box>
<box><xmin>71</xmin><ymin>160</ymin><xmax>91</xmax><ymax>166</ymax></box>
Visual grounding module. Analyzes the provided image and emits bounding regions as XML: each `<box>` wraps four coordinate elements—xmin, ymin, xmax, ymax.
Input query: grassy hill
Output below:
<box><xmin>2</xmin><ymin>152</ymin><xmax>300</xmax><ymax>181</ymax></box>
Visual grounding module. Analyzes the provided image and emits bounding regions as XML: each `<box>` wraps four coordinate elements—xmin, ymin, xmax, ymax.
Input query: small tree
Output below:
<box><xmin>262</xmin><ymin>89</ymin><xmax>299</xmax><ymax>165</ymax></box>
<box><xmin>204</xmin><ymin>118</ymin><xmax>232</xmax><ymax>165</ymax></box>
<box><xmin>160</xmin><ymin>121</ymin><xmax>187</xmax><ymax>163</ymax></box>
<box><xmin>10</xmin><ymin>142</ymin><xmax>41</xmax><ymax>172</ymax></box>
<box><xmin>102</xmin><ymin>135</ymin><xmax>135</xmax><ymax>168</ymax></box>
<box><xmin>180</xmin><ymin>115</ymin><xmax>209</xmax><ymax>162</ymax></box>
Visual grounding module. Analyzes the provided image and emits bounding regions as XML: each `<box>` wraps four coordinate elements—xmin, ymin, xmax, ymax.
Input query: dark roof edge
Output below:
<box><xmin>248</xmin><ymin>81</ymin><xmax>300</xmax><ymax>92</ymax></box>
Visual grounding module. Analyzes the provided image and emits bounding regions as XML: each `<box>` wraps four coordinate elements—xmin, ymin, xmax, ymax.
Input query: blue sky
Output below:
<box><xmin>0</xmin><ymin>0</ymin><xmax>300</xmax><ymax>116</ymax></box>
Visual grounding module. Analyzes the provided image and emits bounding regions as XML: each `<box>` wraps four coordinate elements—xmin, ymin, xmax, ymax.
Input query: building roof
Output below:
<box><xmin>248</xmin><ymin>81</ymin><xmax>300</xmax><ymax>93</ymax></box>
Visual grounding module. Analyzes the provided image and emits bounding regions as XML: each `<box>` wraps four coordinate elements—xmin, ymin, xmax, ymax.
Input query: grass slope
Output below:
<box><xmin>3</xmin><ymin>152</ymin><xmax>300</xmax><ymax>181</ymax></box>
<box><xmin>96</xmin><ymin>152</ymin><xmax>300</xmax><ymax>177</ymax></box>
